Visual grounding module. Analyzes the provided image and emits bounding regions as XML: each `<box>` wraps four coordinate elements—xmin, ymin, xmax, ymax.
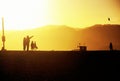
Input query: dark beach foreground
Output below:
<box><xmin>0</xmin><ymin>51</ymin><xmax>120</xmax><ymax>81</ymax></box>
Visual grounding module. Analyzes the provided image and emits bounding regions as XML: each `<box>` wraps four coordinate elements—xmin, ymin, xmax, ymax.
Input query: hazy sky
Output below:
<box><xmin>0</xmin><ymin>0</ymin><xmax>120</xmax><ymax>30</ymax></box>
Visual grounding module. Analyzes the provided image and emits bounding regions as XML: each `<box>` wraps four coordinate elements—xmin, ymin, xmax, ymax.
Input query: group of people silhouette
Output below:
<box><xmin>31</xmin><ymin>41</ymin><xmax>38</xmax><ymax>50</ymax></box>
<box><xmin>23</xmin><ymin>35</ymin><xmax>38</xmax><ymax>51</ymax></box>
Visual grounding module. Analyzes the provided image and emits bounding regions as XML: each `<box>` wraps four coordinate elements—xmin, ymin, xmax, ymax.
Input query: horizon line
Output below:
<box><xmin>0</xmin><ymin>23</ymin><xmax>120</xmax><ymax>31</ymax></box>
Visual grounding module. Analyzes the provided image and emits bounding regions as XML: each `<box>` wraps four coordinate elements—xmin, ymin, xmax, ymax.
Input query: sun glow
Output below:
<box><xmin>0</xmin><ymin>0</ymin><xmax>53</xmax><ymax>30</ymax></box>
<box><xmin>0</xmin><ymin>0</ymin><xmax>120</xmax><ymax>30</ymax></box>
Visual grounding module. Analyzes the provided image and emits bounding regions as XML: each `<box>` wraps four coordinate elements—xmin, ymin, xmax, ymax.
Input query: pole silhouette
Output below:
<box><xmin>1</xmin><ymin>17</ymin><xmax>5</xmax><ymax>50</ymax></box>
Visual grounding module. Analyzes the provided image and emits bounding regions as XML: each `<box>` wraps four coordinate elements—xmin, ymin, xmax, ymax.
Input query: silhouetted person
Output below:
<box><xmin>109</xmin><ymin>42</ymin><xmax>113</xmax><ymax>51</ymax></box>
<box><xmin>23</xmin><ymin>37</ymin><xmax>27</xmax><ymax>51</ymax></box>
<box><xmin>26</xmin><ymin>35</ymin><xmax>33</xmax><ymax>51</ymax></box>
<box><xmin>34</xmin><ymin>41</ymin><xmax>38</xmax><ymax>49</ymax></box>
<box><xmin>31</xmin><ymin>41</ymin><xmax>34</xmax><ymax>50</ymax></box>
<box><xmin>31</xmin><ymin>41</ymin><xmax>38</xmax><ymax>50</ymax></box>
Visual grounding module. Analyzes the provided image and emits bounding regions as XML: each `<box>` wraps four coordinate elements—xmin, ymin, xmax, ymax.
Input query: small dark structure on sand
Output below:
<box><xmin>77</xmin><ymin>43</ymin><xmax>87</xmax><ymax>51</ymax></box>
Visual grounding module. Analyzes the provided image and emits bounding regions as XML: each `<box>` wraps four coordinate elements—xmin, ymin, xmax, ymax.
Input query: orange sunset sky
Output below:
<box><xmin>0</xmin><ymin>0</ymin><xmax>120</xmax><ymax>30</ymax></box>
<box><xmin>0</xmin><ymin>0</ymin><xmax>120</xmax><ymax>50</ymax></box>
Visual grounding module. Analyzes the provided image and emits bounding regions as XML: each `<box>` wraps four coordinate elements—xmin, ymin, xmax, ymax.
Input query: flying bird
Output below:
<box><xmin>108</xmin><ymin>18</ymin><xmax>110</xmax><ymax>21</ymax></box>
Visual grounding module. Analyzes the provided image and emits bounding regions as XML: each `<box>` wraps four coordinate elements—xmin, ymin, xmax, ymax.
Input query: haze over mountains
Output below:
<box><xmin>1</xmin><ymin>24</ymin><xmax>120</xmax><ymax>50</ymax></box>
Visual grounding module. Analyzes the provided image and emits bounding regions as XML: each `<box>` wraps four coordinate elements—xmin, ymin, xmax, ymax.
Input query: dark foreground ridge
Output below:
<box><xmin>0</xmin><ymin>51</ymin><xmax>120</xmax><ymax>81</ymax></box>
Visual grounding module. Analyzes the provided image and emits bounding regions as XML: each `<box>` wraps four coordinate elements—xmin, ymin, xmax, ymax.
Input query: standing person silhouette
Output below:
<box><xmin>23</xmin><ymin>37</ymin><xmax>27</xmax><ymax>51</ymax></box>
<box><xmin>109</xmin><ymin>42</ymin><xmax>113</xmax><ymax>51</ymax></box>
<box><xmin>26</xmin><ymin>35</ymin><xmax>33</xmax><ymax>51</ymax></box>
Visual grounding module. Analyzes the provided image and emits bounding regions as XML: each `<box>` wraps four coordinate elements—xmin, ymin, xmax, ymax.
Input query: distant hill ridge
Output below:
<box><xmin>3</xmin><ymin>24</ymin><xmax>120</xmax><ymax>50</ymax></box>
<box><xmin>34</xmin><ymin>24</ymin><xmax>120</xmax><ymax>30</ymax></box>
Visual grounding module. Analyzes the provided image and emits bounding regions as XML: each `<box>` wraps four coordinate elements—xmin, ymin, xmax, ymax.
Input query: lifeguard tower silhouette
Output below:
<box><xmin>77</xmin><ymin>43</ymin><xmax>87</xmax><ymax>51</ymax></box>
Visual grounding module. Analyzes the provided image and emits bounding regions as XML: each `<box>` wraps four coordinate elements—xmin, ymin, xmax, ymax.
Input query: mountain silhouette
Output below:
<box><xmin>3</xmin><ymin>24</ymin><xmax>120</xmax><ymax>50</ymax></box>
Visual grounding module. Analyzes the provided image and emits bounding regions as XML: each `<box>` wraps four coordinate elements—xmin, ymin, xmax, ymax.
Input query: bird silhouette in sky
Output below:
<box><xmin>108</xmin><ymin>18</ymin><xmax>111</xmax><ymax>21</ymax></box>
